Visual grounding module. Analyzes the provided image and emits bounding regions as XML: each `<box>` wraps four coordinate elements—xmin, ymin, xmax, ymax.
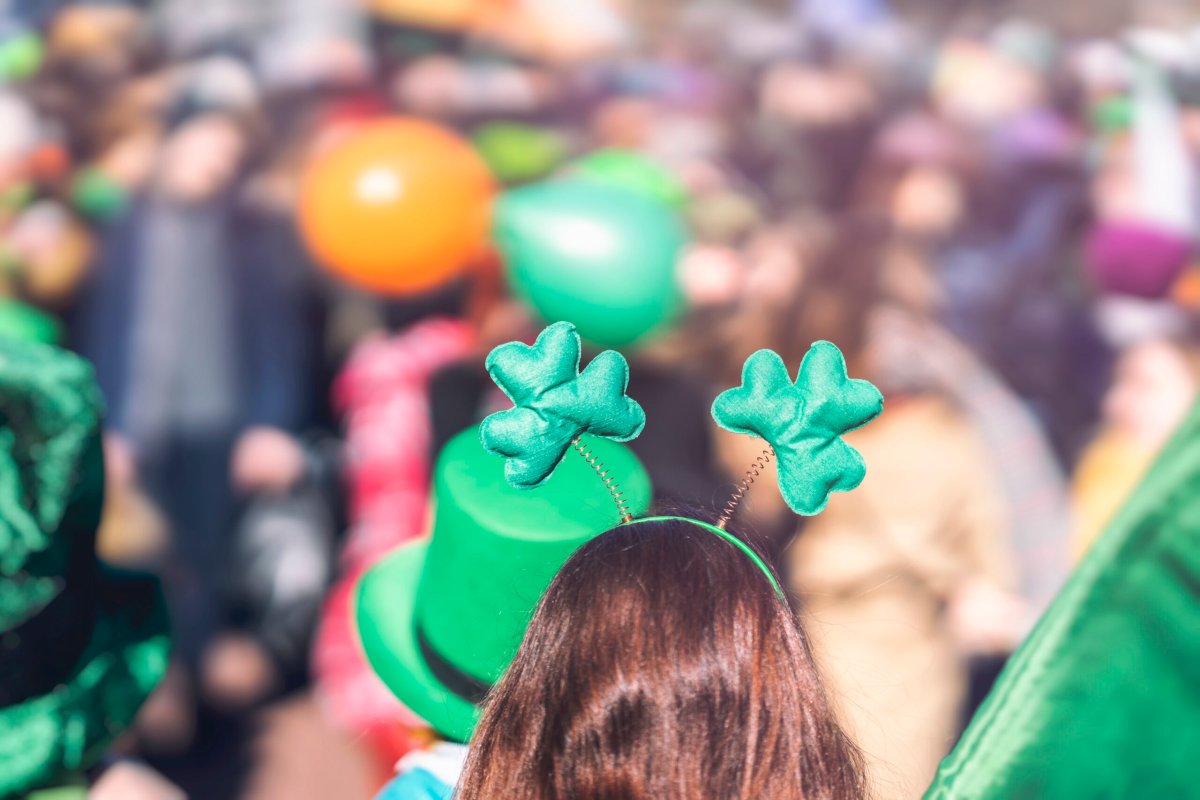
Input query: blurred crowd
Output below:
<box><xmin>3</xmin><ymin>0</ymin><xmax>1200</xmax><ymax>797</ymax></box>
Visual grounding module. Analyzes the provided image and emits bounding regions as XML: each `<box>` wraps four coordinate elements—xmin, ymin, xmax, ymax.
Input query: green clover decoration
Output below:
<box><xmin>712</xmin><ymin>342</ymin><xmax>883</xmax><ymax>516</ymax></box>
<box><xmin>480</xmin><ymin>321</ymin><xmax>646</xmax><ymax>488</ymax></box>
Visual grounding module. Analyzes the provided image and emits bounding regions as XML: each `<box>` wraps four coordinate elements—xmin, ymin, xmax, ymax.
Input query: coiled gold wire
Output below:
<box><xmin>716</xmin><ymin>447</ymin><xmax>774</xmax><ymax>529</ymax></box>
<box><xmin>572</xmin><ymin>437</ymin><xmax>633</xmax><ymax>523</ymax></box>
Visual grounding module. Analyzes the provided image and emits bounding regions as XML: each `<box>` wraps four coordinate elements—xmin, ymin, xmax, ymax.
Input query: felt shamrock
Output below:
<box><xmin>712</xmin><ymin>342</ymin><xmax>883</xmax><ymax>516</ymax></box>
<box><xmin>481</xmin><ymin>321</ymin><xmax>646</xmax><ymax>488</ymax></box>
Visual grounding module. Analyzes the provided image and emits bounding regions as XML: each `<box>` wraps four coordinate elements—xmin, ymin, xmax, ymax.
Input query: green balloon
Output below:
<box><xmin>566</xmin><ymin>149</ymin><xmax>688</xmax><ymax>209</ymax></box>
<box><xmin>0</xmin><ymin>300</ymin><xmax>61</xmax><ymax>346</ymax></box>
<box><xmin>495</xmin><ymin>181</ymin><xmax>686</xmax><ymax>347</ymax></box>
<box><xmin>473</xmin><ymin>123</ymin><xmax>569</xmax><ymax>185</ymax></box>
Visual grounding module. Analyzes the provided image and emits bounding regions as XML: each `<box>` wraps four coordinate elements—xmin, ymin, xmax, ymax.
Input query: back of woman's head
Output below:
<box><xmin>457</xmin><ymin>518</ymin><xmax>864</xmax><ymax>800</ymax></box>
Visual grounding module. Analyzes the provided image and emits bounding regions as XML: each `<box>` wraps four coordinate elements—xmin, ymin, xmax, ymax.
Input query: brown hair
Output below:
<box><xmin>456</xmin><ymin>518</ymin><xmax>865</xmax><ymax>800</ymax></box>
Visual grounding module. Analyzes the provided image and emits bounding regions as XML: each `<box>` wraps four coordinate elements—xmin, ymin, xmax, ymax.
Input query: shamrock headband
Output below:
<box><xmin>479</xmin><ymin>322</ymin><xmax>883</xmax><ymax>594</ymax></box>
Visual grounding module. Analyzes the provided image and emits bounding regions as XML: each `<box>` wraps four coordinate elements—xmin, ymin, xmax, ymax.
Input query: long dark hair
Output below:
<box><xmin>456</xmin><ymin>518</ymin><xmax>865</xmax><ymax>799</ymax></box>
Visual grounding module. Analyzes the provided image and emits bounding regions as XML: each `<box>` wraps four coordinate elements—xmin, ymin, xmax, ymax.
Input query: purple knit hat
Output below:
<box><xmin>1084</xmin><ymin>219</ymin><xmax>1193</xmax><ymax>299</ymax></box>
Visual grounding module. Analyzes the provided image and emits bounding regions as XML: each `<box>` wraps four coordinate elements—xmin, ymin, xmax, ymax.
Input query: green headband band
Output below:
<box><xmin>622</xmin><ymin>515</ymin><xmax>785</xmax><ymax>600</ymax></box>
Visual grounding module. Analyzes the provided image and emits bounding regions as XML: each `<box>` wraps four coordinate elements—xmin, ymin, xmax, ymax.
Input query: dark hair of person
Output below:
<box><xmin>778</xmin><ymin>213</ymin><xmax>890</xmax><ymax>376</ymax></box>
<box><xmin>456</xmin><ymin>517</ymin><xmax>865</xmax><ymax>800</ymax></box>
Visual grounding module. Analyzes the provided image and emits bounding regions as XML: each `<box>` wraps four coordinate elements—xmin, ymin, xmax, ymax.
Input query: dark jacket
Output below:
<box><xmin>77</xmin><ymin>193</ymin><xmax>321</xmax><ymax>441</ymax></box>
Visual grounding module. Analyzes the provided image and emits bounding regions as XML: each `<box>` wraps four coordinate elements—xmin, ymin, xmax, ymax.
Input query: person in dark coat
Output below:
<box><xmin>77</xmin><ymin>100</ymin><xmax>320</xmax><ymax>683</ymax></box>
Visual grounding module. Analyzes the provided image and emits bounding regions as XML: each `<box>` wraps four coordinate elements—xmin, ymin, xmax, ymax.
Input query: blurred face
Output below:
<box><xmin>1104</xmin><ymin>340</ymin><xmax>1199</xmax><ymax>447</ymax></box>
<box><xmin>591</xmin><ymin>97</ymin><xmax>656</xmax><ymax>149</ymax></box>
<box><xmin>158</xmin><ymin>115</ymin><xmax>247</xmax><ymax>202</ymax></box>
<box><xmin>743</xmin><ymin>227</ymin><xmax>804</xmax><ymax>307</ymax></box>
<box><xmin>934</xmin><ymin>42</ymin><xmax>1046</xmax><ymax>127</ymax></box>
<box><xmin>890</xmin><ymin>166</ymin><xmax>965</xmax><ymax>238</ymax></box>
<box><xmin>48</xmin><ymin>6</ymin><xmax>143</xmax><ymax>79</ymax></box>
<box><xmin>393</xmin><ymin>56</ymin><xmax>465</xmax><ymax>117</ymax></box>
<box><xmin>677</xmin><ymin>244</ymin><xmax>743</xmax><ymax>309</ymax></box>
<box><xmin>759</xmin><ymin>64</ymin><xmax>875</xmax><ymax>127</ymax></box>
<box><xmin>99</xmin><ymin>126</ymin><xmax>162</xmax><ymax>189</ymax></box>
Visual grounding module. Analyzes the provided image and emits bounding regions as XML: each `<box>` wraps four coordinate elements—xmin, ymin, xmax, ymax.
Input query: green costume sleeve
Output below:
<box><xmin>926</xmin><ymin>400</ymin><xmax>1200</xmax><ymax>798</ymax></box>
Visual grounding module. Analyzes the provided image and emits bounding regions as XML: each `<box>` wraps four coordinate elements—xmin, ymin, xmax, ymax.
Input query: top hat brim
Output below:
<box><xmin>354</xmin><ymin>540</ymin><xmax>479</xmax><ymax>744</ymax></box>
<box><xmin>0</xmin><ymin>565</ymin><xmax>169</xmax><ymax>799</ymax></box>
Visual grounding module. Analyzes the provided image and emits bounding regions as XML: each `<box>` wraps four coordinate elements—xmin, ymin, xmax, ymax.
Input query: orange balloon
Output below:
<box><xmin>300</xmin><ymin>118</ymin><xmax>495</xmax><ymax>296</ymax></box>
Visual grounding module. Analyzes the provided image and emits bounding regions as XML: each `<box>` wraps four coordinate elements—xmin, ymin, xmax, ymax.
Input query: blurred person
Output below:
<box><xmin>313</xmin><ymin>310</ymin><xmax>476</xmax><ymax>774</ymax></box>
<box><xmin>42</xmin><ymin>1</ymin><xmax>149</xmax><ymax>85</ymax></box>
<box><xmin>715</xmin><ymin>218</ymin><xmax>1024</xmax><ymax>797</ymax></box>
<box><xmin>867</xmin><ymin>306</ymin><xmax>1071</xmax><ymax>614</ymax></box>
<box><xmin>742</xmin><ymin>57</ymin><xmax>881</xmax><ymax>212</ymax></box>
<box><xmin>457</xmin><ymin>519</ymin><xmax>865</xmax><ymax>800</ymax></box>
<box><xmin>1071</xmin><ymin>333</ymin><xmax>1200</xmax><ymax>559</ymax></box>
<box><xmin>855</xmin><ymin>111</ymin><xmax>977</xmax><ymax>245</ymax></box>
<box><xmin>206</xmin><ymin>104</ymin><xmax>342</xmax><ymax>712</ymax></box>
<box><xmin>935</xmin><ymin>126</ymin><xmax>1103</xmax><ymax>464</ymax></box>
<box><xmin>828</xmin><ymin>116</ymin><xmax>1075</xmax><ymax>612</ymax></box>
<box><xmin>78</xmin><ymin>71</ymin><xmax>318</xmax><ymax>744</ymax></box>
<box><xmin>873</xmin><ymin>34</ymin><xmax>1108</xmax><ymax>465</ymax></box>
<box><xmin>213</xmin><ymin>435</ymin><xmax>340</xmax><ymax>709</ymax></box>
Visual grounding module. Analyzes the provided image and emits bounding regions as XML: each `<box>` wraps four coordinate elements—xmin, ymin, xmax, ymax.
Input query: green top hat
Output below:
<box><xmin>0</xmin><ymin>340</ymin><xmax>169</xmax><ymax>799</ymax></box>
<box><xmin>355</xmin><ymin>425</ymin><xmax>651</xmax><ymax>742</ymax></box>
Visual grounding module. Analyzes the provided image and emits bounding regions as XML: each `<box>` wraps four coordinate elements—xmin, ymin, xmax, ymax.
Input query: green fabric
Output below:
<box><xmin>1</xmin><ymin>570</ymin><xmax>169</xmax><ymax>799</ymax></box>
<box><xmin>0</xmin><ymin>340</ymin><xmax>169</xmax><ymax>798</ymax></box>
<box><xmin>712</xmin><ymin>343</ymin><xmax>883</xmax><ymax>516</ymax></box>
<box><xmin>624</xmin><ymin>516</ymin><xmax>784</xmax><ymax>599</ymax></box>
<box><xmin>0</xmin><ymin>301</ymin><xmax>62</xmax><ymax>348</ymax></box>
<box><xmin>472</xmin><ymin>123</ymin><xmax>568</xmax><ymax>185</ymax></box>
<box><xmin>565</xmin><ymin>149</ymin><xmax>689</xmax><ymax>209</ymax></box>
<box><xmin>480</xmin><ymin>321</ymin><xmax>645</xmax><ymax>488</ymax></box>
<box><xmin>925</xmin><ymin>399</ymin><xmax>1200</xmax><ymax>799</ymax></box>
<box><xmin>0</xmin><ymin>340</ymin><xmax>98</xmax><ymax>615</ymax></box>
<box><xmin>356</xmin><ymin>426</ymin><xmax>651</xmax><ymax>742</ymax></box>
<box><xmin>494</xmin><ymin>180</ymin><xmax>686</xmax><ymax>347</ymax></box>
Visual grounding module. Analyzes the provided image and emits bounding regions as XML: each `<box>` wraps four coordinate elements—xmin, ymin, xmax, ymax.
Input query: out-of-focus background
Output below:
<box><xmin>4</xmin><ymin>0</ymin><xmax>1200</xmax><ymax>797</ymax></box>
